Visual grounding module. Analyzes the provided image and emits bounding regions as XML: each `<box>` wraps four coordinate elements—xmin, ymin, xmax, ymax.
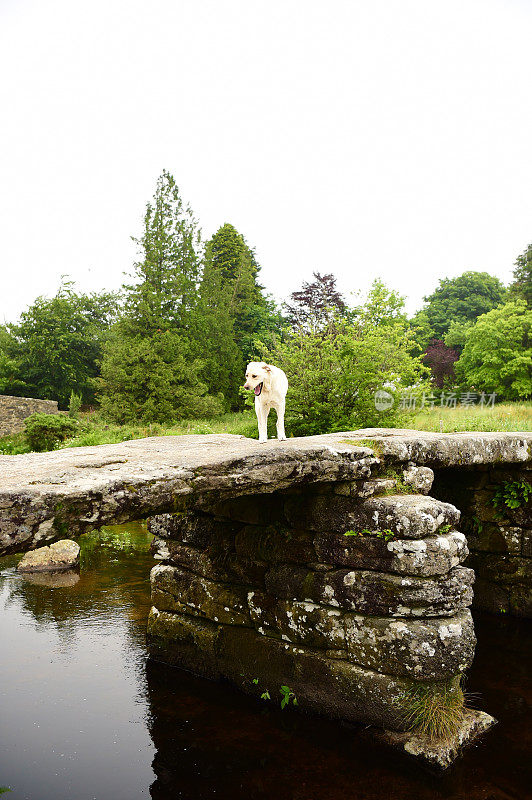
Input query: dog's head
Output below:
<box><xmin>243</xmin><ymin>362</ymin><xmax>272</xmax><ymax>396</ymax></box>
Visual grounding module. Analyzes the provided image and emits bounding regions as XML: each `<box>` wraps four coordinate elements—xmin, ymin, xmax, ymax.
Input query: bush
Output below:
<box><xmin>24</xmin><ymin>413</ymin><xmax>78</xmax><ymax>452</ymax></box>
<box><xmin>262</xmin><ymin>320</ymin><xmax>428</xmax><ymax>436</ymax></box>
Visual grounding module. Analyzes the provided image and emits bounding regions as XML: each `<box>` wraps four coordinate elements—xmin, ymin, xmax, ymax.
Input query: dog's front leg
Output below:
<box><xmin>275</xmin><ymin>401</ymin><xmax>287</xmax><ymax>440</ymax></box>
<box><xmin>255</xmin><ymin>400</ymin><xmax>269</xmax><ymax>443</ymax></box>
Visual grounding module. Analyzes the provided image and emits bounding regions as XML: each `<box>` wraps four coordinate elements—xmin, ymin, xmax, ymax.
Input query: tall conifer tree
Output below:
<box><xmin>124</xmin><ymin>170</ymin><xmax>202</xmax><ymax>334</ymax></box>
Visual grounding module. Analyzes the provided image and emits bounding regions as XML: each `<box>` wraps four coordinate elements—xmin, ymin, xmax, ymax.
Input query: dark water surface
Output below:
<box><xmin>0</xmin><ymin>525</ymin><xmax>530</xmax><ymax>800</ymax></box>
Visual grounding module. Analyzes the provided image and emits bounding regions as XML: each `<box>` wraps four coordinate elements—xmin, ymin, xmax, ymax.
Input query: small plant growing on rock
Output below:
<box><xmin>398</xmin><ymin>679</ymin><xmax>465</xmax><ymax>741</ymax></box>
<box><xmin>464</xmin><ymin>516</ymin><xmax>483</xmax><ymax>536</ymax></box>
<box><xmin>438</xmin><ymin>523</ymin><xmax>452</xmax><ymax>535</ymax></box>
<box><xmin>279</xmin><ymin>685</ymin><xmax>298</xmax><ymax>709</ymax></box>
<box><xmin>492</xmin><ymin>480</ymin><xmax>532</xmax><ymax>514</ymax></box>
<box><xmin>344</xmin><ymin>528</ymin><xmax>395</xmax><ymax>542</ymax></box>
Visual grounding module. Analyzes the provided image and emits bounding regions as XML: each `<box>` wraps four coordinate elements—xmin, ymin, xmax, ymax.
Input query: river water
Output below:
<box><xmin>0</xmin><ymin>524</ymin><xmax>530</xmax><ymax>800</ymax></box>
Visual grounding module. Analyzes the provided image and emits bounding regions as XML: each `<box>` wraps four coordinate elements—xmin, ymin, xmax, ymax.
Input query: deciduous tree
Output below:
<box><xmin>422</xmin><ymin>271</ymin><xmax>506</xmax><ymax>338</ymax></box>
<box><xmin>455</xmin><ymin>301</ymin><xmax>532</xmax><ymax>398</ymax></box>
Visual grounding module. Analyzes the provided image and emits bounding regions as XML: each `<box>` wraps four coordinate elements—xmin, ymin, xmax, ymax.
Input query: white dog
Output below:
<box><xmin>243</xmin><ymin>362</ymin><xmax>288</xmax><ymax>443</ymax></box>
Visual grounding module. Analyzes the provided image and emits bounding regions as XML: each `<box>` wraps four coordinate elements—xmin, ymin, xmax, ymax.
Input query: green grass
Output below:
<box><xmin>398</xmin><ymin>679</ymin><xmax>465</xmax><ymax>741</ymax></box>
<box><xmin>0</xmin><ymin>411</ymin><xmax>261</xmax><ymax>454</ymax></box>
<box><xmin>64</xmin><ymin>411</ymin><xmax>261</xmax><ymax>448</ymax></box>
<box><xmin>1</xmin><ymin>401</ymin><xmax>532</xmax><ymax>455</ymax></box>
<box><xmin>406</xmin><ymin>401</ymin><xmax>532</xmax><ymax>433</ymax></box>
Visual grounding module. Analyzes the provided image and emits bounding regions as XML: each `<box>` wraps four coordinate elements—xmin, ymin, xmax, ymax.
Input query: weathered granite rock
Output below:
<box><xmin>402</xmin><ymin>464</ymin><xmax>434</xmax><ymax>494</ymax></box>
<box><xmin>247</xmin><ymin>591</ymin><xmax>347</xmax><ymax>650</ymax></box>
<box><xmin>314</xmin><ymin>530</ymin><xmax>468</xmax><ymax>576</ymax></box>
<box><xmin>147</xmin><ymin>607</ymin><xmax>463</xmax><ymax>732</ymax></box>
<box><xmin>265</xmin><ymin>564</ymin><xmax>474</xmax><ymax>617</ymax></box>
<box><xmin>367</xmin><ymin>709</ymin><xmax>496</xmax><ymax>771</ymax></box>
<box><xmin>17</xmin><ymin>539</ymin><xmax>80</xmax><ymax>573</ymax></box>
<box><xmin>332</xmin><ymin>478</ymin><xmax>396</xmax><ymax>497</ymax></box>
<box><xmin>150</xmin><ymin>537</ymin><xmax>268</xmax><ymax>586</ymax></box>
<box><xmin>467</xmin><ymin>552</ymin><xmax>532</xmax><ymax>585</ymax></box>
<box><xmin>235</xmin><ymin>525</ymin><xmax>316</xmax><ymax>564</ymax></box>
<box><xmin>344</xmin><ymin>609</ymin><xmax>475</xmax><ymax>679</ymax></box>
<box><xmin>148</xmin><ymin>512</ymin><xmax>239</xmax><ymax>548</ymax></box>
<box><xmin>0</xmin><ymin>394</ymin><xmax>59</xmax><ymax>437</ymax></box>
<box><xmin>465</xmin><ymin>522</ymin><xmax>523</xmax><ymax>555</ymax></box>
<box><xmin>150</xmin><ymin>564</ymin><xmax>251</xmax><ymax>626</ymax></box>
<box><xmin>285</xmin><ymin>493</ymin><xmax>460</xmax><ymax>538</ymax></box>
<box><xmin>521</xmin><ymin>528</ymin><xmax>532</xmax><ymax>558</ymax></box>
<box><xmin>343</xmin><ymin>429</ymin><xmax>532</xmax><ymax>467</ymax></box>
<box><xmin>147</xmin><ymin>607</ymin><xmax>222</xmax><ymax>679</ymax></box>
<box><xmin>246</xmin><ymin>592</ymin><xmax>475</xmax><ymax>679</ymax></box>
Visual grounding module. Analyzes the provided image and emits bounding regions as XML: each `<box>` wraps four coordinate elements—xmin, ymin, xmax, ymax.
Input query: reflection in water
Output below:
<box><xmin>19</xmin><ymin>570</ymin><xmax>80</xmax><ymax>588</ymax></box>
<box><xmin>0</xmin><ymin>524</ymin><xmax>530</xmax><ymax>800</ymax></box>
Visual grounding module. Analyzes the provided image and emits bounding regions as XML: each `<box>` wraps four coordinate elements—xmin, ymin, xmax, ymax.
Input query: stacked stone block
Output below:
<box><xmin>147</xmin><ymin>470</ymin><xmax>477</xmax><ymax>737</ymax></box>
<box><xmin>432</xmin><ymin>465</ymin><xmax>532</xmax><ymax>618</ymax></box>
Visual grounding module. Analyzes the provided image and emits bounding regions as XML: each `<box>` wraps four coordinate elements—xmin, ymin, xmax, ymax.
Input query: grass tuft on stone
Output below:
<box><xmin>398</xmin><ymin>679</ymin><xmax>465</xmax><ymax>741</ymax></box>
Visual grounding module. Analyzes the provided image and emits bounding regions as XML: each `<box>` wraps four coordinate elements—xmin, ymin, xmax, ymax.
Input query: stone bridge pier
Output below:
<box><xmin>1</xmin><ymin>429</ymin><xmax>531</xmax><ymax>769</ymax></box>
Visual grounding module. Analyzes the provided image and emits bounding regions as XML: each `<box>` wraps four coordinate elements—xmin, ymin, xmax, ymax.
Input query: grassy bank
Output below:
<box><xmin>1</xmin><ymin>402</ymin><xmax>532</xmax><ymax>455</ymax></box>
<box><xmin>0</xmin><ymin>411</ymin><xmax>259</xmax><ymax>454</ymax></box>
<box><xmin>406</xmin><ymin>401</ymin><xmax>532</xmax><ymax>433</ymax></box>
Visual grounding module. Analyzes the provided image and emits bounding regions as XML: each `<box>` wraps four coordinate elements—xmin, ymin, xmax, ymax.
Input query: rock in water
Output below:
<box><xmin>17</xmin><ymin>539</ymin><xmax>80</xmax><ymax>573</ymax></box>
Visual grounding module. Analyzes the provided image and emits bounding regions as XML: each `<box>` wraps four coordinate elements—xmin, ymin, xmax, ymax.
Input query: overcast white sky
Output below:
<box><xmin>1</xmin><ymin>0</ymin><xmax>531</xmax><ymax>323</ymax></box>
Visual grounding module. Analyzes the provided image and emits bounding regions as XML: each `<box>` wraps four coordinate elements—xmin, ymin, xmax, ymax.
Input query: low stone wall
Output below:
<box><xmin>146</xmin><ymin>466</ymin><xmax>493</xmax><ymax>769</ymax></box>
<box><xmin>432</xmin><ymin>466</ymin><xmax>532</xmax><ymax>618</ymax></box>
<box><xmin>0</xmin><ymin>394</ymin><xmax>59</xmax><ymax>437</ymax></box>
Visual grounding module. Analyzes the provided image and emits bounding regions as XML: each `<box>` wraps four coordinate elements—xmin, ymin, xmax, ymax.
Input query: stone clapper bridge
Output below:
<box><xmin>2</xmin><ymin>429</ymin><xmax>531</xmax><ymax>770</ymax></box>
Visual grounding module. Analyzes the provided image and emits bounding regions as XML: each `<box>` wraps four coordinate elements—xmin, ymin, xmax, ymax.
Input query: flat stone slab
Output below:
<box><xmin>367</xmin><ymin>709</ymin><xmax>497</xmax><ymax>771</ymax></box>
<box><xmin>1</xmin><ymin>429</ymin><xmax>531</xmax><ymax>555</ymax></box>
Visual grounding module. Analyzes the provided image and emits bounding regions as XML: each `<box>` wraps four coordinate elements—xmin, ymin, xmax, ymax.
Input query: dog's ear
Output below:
<box><xmin>260</xmin><ymin>362</ymin><xmax>272</xmax><ymax>372</ymax></box>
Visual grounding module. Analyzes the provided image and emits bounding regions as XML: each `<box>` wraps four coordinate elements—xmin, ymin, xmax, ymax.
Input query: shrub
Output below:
<box><xmin>261</xmin><ymin>320</ymin><xmax>427</xmax><ymax>436</ymax></box>
<box><xmin>68</xmin><ymin>391</ymin><xmax>82</xmax><ymax>417</ymax></box>
<box><xmin>24</xmin><ymin>413</ymin><xmax>78</xmax><ymax>452</ymax></box>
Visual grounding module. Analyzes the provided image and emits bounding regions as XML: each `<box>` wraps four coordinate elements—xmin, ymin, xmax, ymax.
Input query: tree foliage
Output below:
<box><xmin>455</xmin><ymin>301</ymin><xmax>532</xmax><ymax>398</ymax></box>
<box><xmin>3</xmin><ymin>283</ymin><xmax>119</xmax><ymax>407</ymax></box>
<box><xmin>509</xmin><ymin>243</ymin><xmax>532</xmax><ymax>307</ymax></box>
<box><xmin>24</xmin><ymin>412</ymin><xmax>78</xmax><ymax>452</ymax></box>
<box><xmin>263</xmin><ymin>285</ymin><xmax>427</xmax><ymax>435</ymax></box>
<box><xmin>201</xmin><ymin>223</ymin><xmax>280</xmax><ymax>359</ymax></box>
<box><xmin>355</xmin><ymin>279</ymin><xmax>407</xmax><ymax>328</ymax></box>
<box><xmin>423</xmin><ymin>339</ymin><xmax>459</xmax><ymax>388</ymax></box>
<box><xmin>422</xmin><ymin>271</ymin><xmax>506</xmax><ymax>338</ymax></box>
<box><xmin>98</xmin><ymin>172</ymin><xmax>226</xmax><ymax>421</ymax></box>
<box><xmin>98</xmin><ymin>330</ymin><xmax>223</xmax><ymax>424</ymax></box>
<box><xmin>284</xmin><ymin>271</ymin><xmax>346</xmax><ymax>331</ymax></box>
<box><xmin>124</xmin><ymin>170</ymin><xmax>202</xmax><ymax>335</ymax></box>
<box><xmin>197</xmin><ymin>223</ymin><xmax>281</xmax><ymax>407</ymax></box>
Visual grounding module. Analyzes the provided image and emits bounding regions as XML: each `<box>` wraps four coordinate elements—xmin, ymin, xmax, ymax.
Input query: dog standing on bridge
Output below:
<box><xmin>243</xmin><ymin>362</ymin><xmax>288</xmax><ymax>443</ymax></box>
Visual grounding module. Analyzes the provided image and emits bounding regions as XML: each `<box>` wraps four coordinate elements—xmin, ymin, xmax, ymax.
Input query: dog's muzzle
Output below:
<box><xmin>254</xmin><ymin>382</ymin><xmax>263</xmax><ymax>396</ymax></box>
